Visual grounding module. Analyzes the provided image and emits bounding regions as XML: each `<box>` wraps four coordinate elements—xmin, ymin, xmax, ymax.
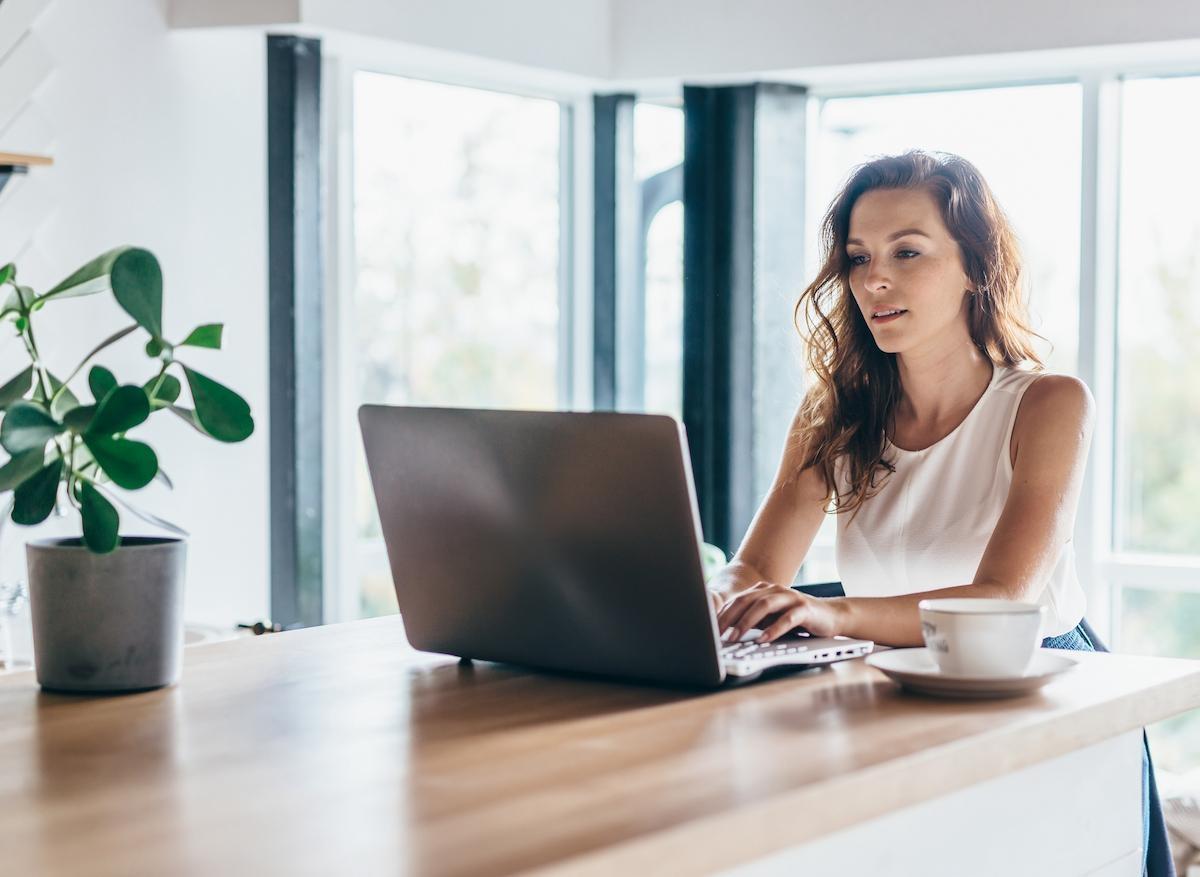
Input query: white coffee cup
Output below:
<box><xmin>917</xmin><ymin>598</ymin><xmax>1047</xmax><ymax>678</ymax></box>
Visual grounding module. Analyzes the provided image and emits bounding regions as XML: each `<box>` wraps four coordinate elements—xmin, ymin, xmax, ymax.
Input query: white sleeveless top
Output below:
<box><xmin>834</xmin><ymin>363</ymin><xmax>1086</xmax><ymax>637</ymax></box>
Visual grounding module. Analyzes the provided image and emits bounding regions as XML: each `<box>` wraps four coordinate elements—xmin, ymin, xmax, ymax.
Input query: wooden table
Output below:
<box><xmin>2</xmin><ymin>615</ymin><xmax>1199</xmax><ymax>876</ymax></box>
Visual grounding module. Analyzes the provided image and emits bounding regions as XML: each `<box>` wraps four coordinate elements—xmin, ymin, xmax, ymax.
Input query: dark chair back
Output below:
<box><xmin>1078</xmin><ymin>616</ymin><xmax>1109</xmax><ymax>652</ymax></box>
<box><xmin>793</xmin><ymin>581</ymin><xmax>845</xmax><ymax>599</ymax></box>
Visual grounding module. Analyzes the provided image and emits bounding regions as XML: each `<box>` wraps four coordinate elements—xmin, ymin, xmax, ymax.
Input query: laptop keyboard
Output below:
<box><xmin>720</xmin><ymin>636</ymin><xmax>812</xmax><ymax>661</ymax></box>
<box><xmin>720</xmin><ymin>632</ymin><xmax>873</xmax><ymax>677</ymax></box>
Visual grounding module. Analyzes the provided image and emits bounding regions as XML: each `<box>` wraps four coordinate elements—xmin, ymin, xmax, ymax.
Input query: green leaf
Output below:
<box><xmin>167</xmin><ymin>404</ymin><xmax>206</xmax><ymax>436</ymax></box>
<box><xmin>1</xmin><ymin>280</ymin><xmax>30</xmax><ymax>318</ymax></box>
<box><xmin>1</xmin><ymin>298</ymin><xmax>20</xmax><ymax>320</ymax></box>
<box><xmin>86</xmin><ymin>385</ymin><xmax>150</xmax><ymax>436</ymax></box>
<box><xmin>144</xmin><ymin>373</ymin><xmax>181</xmax><ymax>408</ymax></box>
<box><xmin>82</xmin><ymin>435</ymin><xmax>157</xmax><ymax>490</ymax></box>
<box><xmin>37</xmin><ymin>248</ymin><xmax>163</xmax><ymax>337</ymax></box>
<box><xmin>109</xmin><ymin>248</ymin><xmax>162</xmax><ymax>338</ymax></box>
<box><xmin>0</xmin><ymin>401</ymin><xmax>60</xmax><ymax>454</ymax></box>
<box><xmin>63</xmin><ymin>404</ymin><xmax>97</xmax><ymax>433</ymax></box>
<box><xmin>0</xmin><ymin>288</ymin><xmax>20</xmax><ymax>318</ymax></box>
<box><xmin>182</xmin><ymin>367</ymin><xmax>254</xmax><ymax>442</ymax></box>
<box><xmin>0</xmin><ymin>448</ymin><xmax>47</xmax><ymax>491</ymax></box>
<box><xmin>0</xmin><ymin>264</ymin><xmax>13</xmax><ymax>286</ymax></box>
<box><xmin>40</xmin><ymin>246</ymin><xmax>132</xmax><ymax>303</ymax></box>
<box><xmin>11</xmin><ymin>457</ymin><xmax>62</xmax><ymax>525</ymax></box>
<box><xmin>80</xmin><ymin>480</ymin><xmax>119</xmax><ymax>553</ymax></box>
<box><xmin>145</xmin><ymin>338</ymin><xmax>164</xmax><ymax>357</ymax></box>
<box><xmin>0</xmin><ymin>367</ymin><xmax>32</xmax><ymax>410</ymax></box>
<box><xmin>179</xmin><ymin>323</ymin><xmax>223</xmax><ymax>350</ymax></box>
<box><xmin>88</xmin><ymin>365</ymin><xmax>117</xmax><ymax>403</ymax></box>
<box><xmin>50</xmin><ymin>392</ymin><xmax>79</xmax><ymax>421</ymax></box>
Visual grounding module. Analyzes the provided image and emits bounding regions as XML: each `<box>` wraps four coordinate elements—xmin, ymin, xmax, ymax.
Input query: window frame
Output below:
<box><xmin>322</xmin><ymin>52</ymin><xmax>590</xmax><ymax>623</ymax></box>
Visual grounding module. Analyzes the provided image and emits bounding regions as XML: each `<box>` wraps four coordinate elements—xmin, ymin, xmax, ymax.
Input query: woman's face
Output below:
<box><xmin>845</xmin><ymin>186</ymin><xmax>974</xmax><ymax>356</ymax></box>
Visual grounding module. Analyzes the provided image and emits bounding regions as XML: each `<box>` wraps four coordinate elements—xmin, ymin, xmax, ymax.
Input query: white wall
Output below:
<box><xmin>169</xmin><ymin>0</ymin><xmax>1200</xmax><ymax>83</ymax></box>
<box><xmin>0</xmin><ymin>0</ymin><xmax>271</xmax><ymax>627</ymax></box>
<box><xmin>169</xmin><ymin>0</ymin><xmax>299</xmax><ymax>29</ymax></box>
<box><xmin>171</xmin><ymin>0</ymin><xmax>615</xmax><ymax>80</ymax></box>
<box><xmin>611</xmin><ymin>0</ymin><xmax>1200</xmax><ymax>79</ymax></box>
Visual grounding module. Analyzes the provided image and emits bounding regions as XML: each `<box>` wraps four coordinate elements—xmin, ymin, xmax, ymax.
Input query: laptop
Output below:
<box><xmin>358</xmin><ymin>405</ymin><xmax>874</xmax><ymax>687</ymax></box>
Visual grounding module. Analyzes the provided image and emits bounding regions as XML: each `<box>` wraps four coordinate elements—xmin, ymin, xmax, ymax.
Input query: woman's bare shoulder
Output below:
<box><xmin>1021</xmin><ymin>372</ymin><xmax>1095</xmax><ymax>419</ymax></box>
<box><xmin>1011</xmin><ymin>372</ymin><xmax>1096</xmax><ymax>463</ymax></box>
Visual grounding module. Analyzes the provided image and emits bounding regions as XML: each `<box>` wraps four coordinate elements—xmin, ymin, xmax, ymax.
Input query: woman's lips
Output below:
<box><xmin>872</xmin><ymin>309</ymin><xmax>907</xmax><ymax>324</ymax></box>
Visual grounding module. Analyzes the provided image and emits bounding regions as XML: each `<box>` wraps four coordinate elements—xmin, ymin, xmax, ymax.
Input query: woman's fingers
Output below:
<box><xmin>720</xmin><ymin>589</ymin><xmax>797</xmax><ymax>641</ymax></box>
<box><xmin>733</xmin><ymin>595</ymin><xmax>793</xmax><ymax>640</ymax></box>
<box><xmin>717</xmin><ymin>587</ymin><xmax>771</xmax><ymax>632</ymax></box>
<box><xmin>757</xmin><ymin>606</ymin><xmax>809</xmax><ymax>643</ymax></box>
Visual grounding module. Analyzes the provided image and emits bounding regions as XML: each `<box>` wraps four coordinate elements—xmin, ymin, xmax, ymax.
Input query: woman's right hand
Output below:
<box><xmin>705</xmin><ymin>559</ymin><xmax>762</xmax><ymax>618</ymax></box>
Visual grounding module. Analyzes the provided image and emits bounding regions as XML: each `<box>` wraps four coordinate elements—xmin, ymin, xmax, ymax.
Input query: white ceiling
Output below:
<box><xmin>168</xmin><ymin>0</ymin><xmax>1200</xmax><ymax>86</ymax></box>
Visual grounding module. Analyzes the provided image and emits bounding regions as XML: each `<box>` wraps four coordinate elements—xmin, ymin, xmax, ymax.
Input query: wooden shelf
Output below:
<box><xmin>0</xmin><ymin>152</ymin><xmax>52</xmax><ymax>167</ymax></box>
<box><xmin>0</xmin><ymin>152</ymin><xmax>51</xmax><ymax>196</ymax></box>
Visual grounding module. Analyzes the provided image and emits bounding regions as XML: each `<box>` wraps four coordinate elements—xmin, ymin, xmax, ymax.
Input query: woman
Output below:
<box><xmin>709</xmin><ymin>151</ymin><xmax>1171</xmax><ymax>876</ymax></box>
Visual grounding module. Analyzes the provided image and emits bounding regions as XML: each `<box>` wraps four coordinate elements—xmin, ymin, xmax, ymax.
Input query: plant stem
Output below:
<box><xmin>148</xmin><ymin>360</ymin><xmax>172</xmax><ymax>398</ymax></box>
<box><xmin>57</xmin><ymin>323</ymin><xmax>139</xmax><ymax>395</ymax></box>
<box><xmin>65</xmin><ymin>434</ymin><xmax>81</xmax><ymax>511</ymax></box>
<box><xmin>18</xmin><ymin>307</ymin><xmax>53</xmax><ymax>402</ymax></box>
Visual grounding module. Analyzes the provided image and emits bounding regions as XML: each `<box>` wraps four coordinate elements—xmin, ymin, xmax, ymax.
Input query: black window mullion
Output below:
<box><xmin>592</xmin><ymin>93</ymin><xmax>637</xmax><ymax>411</ymax></box>
<box><xmin>682</xmin><ymin>83</ymin><xmax>807</xmax><ymax>556</ymax></box>
<box><xmin>267</xmin><ymin>34</ymin><xmax>324</xmax><ymax>628</ymax></box>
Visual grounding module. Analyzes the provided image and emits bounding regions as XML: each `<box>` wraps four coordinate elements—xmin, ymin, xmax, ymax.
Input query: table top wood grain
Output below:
<box><xmin>2</xmin><ymin>615</ymin><xmax>1198</xmax><ymax>876</ymax></box>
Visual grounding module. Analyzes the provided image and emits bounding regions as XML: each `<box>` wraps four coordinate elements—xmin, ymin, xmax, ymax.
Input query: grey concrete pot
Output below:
<box><xmin>26</xmin><ymin>536</ymin><xmax>186</xmax><ymax>693</ymax></box>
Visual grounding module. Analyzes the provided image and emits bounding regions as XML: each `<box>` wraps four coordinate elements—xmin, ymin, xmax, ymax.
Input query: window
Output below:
<box><xmin>348</xmin><ymin>72</ymin><xmax>565</xmax><ymax>618</ymax></box>
<box><xmin>642</xmin><ymin>199</ymin><xmax>683</xmax><ymax>419</ymax></box>
<box><xmin>757</xmin><ymin>83</ymin><xmax>1083</xmax><ymax>584</ymax></box>
<box><xmin>634</xmin><ymin>100</ymin><xmax>684</xmax><ymax>419</ymax></box>
<box><xmin>1110</xmin><ymin>74</ymin><xmax>1200</xmax><ymax>774</ymax></box>
<box><xmin>1115</xmin><ymin>76</ymin><xmax>1200</xmax><ymax>557</ymax></box>
<box><xmin>1119</xmin><ymin>586</ymin><xmax>1200</xmax><ymax>768</ymax></box>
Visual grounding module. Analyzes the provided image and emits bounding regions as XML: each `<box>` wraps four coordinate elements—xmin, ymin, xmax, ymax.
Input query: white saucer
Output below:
<box><xmin>866</xmin><ymin>647</ymin><xmax>1078</xmax><ymax>698</ymax></box>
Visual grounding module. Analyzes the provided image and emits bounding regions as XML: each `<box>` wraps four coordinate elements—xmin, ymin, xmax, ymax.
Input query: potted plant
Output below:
<box><xmin>0</xmin><ymin>246</ymin><xmax>253</xmax><ymax>692</ymax></box>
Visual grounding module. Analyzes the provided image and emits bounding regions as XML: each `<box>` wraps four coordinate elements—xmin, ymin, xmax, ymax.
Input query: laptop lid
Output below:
<box><xmin>358</xmin><ymin>405</ymin><xmax>725</xmax><ymax>687</ymax></box>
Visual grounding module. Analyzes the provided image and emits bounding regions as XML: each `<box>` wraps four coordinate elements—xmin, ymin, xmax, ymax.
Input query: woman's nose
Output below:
<box><xmin>864</xmin><ymin>263</ymin><xmax>889</xmax><ymax>292</ymax></box>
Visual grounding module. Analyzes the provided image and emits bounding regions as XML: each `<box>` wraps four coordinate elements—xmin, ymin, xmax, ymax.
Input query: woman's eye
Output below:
<box><xmin>848</xmin><ymin>254</ymin><xmax>868</xmax><ymax>266</ymax></box>
<box><xmin>896</xmin><ymin>249</ymin><xmax>919</xmax><ymax>259</ymax></box>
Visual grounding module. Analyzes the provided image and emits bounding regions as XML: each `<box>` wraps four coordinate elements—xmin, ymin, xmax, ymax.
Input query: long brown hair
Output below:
<box><xmin>791</xmin><ymin>150</ymin><xmax>1044</xmax><ymax>517</ymax></box>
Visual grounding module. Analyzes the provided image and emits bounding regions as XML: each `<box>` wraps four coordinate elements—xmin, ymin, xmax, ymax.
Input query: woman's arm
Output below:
<box><xmin>721</xmin><ymin>375</ymin><xmax>1096</xmax><ymax>647</ymax></box>
<box><xmin>707</xmin><ymin>407</ymin><xmax>831</xmax><ymax>606</ymax></box>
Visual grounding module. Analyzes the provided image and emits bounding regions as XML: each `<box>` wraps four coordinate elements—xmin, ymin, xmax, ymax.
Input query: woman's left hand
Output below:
<box><xmin>717</xmin><ymin>582</ymin><xmax>847</xmax><ymax>643</ymax></box>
